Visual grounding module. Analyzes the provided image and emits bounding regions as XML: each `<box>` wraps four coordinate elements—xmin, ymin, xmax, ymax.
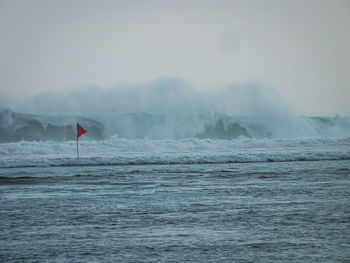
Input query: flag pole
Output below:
<box><xmin>76</xmin><ymin>123</ymin><xmax>79</xmax><ymax>159</ymax></box>
<box><xmin>76</xmin><ymin>136</ymin><xmax>79</xmax><ymax>158</ymax></box>
<box><xmin>76</xmin><ymin>123</ymin><xmax>86</xmax><ymax>159</ymax></box>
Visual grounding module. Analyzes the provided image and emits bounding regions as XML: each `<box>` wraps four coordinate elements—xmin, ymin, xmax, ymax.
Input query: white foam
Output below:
<box><xmin>0</xmin><ymin>137</ymin><xmax>349</xmax><ymax>168</ymax></box>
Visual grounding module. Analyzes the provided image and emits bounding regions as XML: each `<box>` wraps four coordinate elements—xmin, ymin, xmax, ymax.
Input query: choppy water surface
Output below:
<box><xmin>1</xmin><ymin>160</ymin><xmax>349</xmax><ymax>262</ymax></box>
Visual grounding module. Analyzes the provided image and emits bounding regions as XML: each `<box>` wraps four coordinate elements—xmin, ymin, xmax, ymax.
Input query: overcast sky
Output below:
<box><xmin>0</xmin><ymin>0</ymin><xmax>349</xmax><ymax>116</ymax></box>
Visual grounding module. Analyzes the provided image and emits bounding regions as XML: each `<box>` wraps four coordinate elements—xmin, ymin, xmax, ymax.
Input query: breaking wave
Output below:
<box><xmin>2</xmin><ymin>79</ymin><xmax>350</xmax><ymax>142</ymax></box>
<box><xmin>2</xmin><ymin>79</ymin><xmax>349</xmax><ymax>168</ymax></box>
<box><xmin>1</xmin><ymin>108</ymin><xmax>350</xmax><ymax>142</ymax></box>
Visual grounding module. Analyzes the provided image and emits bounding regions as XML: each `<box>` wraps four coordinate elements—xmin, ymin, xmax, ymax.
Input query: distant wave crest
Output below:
<box><xmin>1</xmin><ymin>108</ymin><xmax>350</xmax><ymax>142</ymax></box>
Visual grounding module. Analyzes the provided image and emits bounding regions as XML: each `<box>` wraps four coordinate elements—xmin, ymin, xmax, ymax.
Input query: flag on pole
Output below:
<box><xmin>77</xmin><ymin>123</ymin><xmax>87</xmax><ymax>138</ymax></box>
<box><xmin>76</xmin><ymin>123</ymin><xmax>87</xmax><ymax>158</ymax></box>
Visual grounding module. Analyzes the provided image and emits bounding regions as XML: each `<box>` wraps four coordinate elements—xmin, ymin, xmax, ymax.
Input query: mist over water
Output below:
<box><xmin>16</xmin><ymin>78</ymin><xmax>288</xmax><ymax>117</ymax></box>
<box><xmin>1</xmin><ymin>78</ymin><xmax>350</xmax><ymax>141</ymax></box>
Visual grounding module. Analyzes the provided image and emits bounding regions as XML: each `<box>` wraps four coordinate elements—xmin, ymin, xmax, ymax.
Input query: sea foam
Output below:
<box><xmin>1</xmin><ymin>137</ymin><xmax>349</xmax><ymax>168</ymax></box>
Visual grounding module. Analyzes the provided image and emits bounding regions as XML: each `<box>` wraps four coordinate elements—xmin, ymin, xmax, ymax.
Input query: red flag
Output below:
<box><xmin>77</xmin><ymin>123</ymin><xmax>87</xmax><ymax>138</ymax></box>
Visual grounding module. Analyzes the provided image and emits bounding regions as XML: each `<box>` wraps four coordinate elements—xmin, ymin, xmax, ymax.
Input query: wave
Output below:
<box><xmin>1</xmin><ymin>137</ymin><xmax>349</xmax><ymax>168</ymax></box>
<box><xmin>0</xmin><ymin>108</ymin><xmax>104</xmax><ymax>142</ymax></box>
<box><xmin>1</xmin><ymin>108</ymin><xmax>350</xmax><ymax>142</ymax></box>
<box><xmin>2</xmin><ymin>80</ymin><xmax>350</xmax><ymax>141</ymax></box>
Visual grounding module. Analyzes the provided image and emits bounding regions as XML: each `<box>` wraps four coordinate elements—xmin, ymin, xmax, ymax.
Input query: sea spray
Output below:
<box><xmin>1</xmin><ymin>78</ymin><xmax>350</xmax><ymax>141</ymax></box>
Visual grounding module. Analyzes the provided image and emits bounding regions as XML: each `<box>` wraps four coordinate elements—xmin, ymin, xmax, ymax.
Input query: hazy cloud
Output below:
<box><xmin>0</xmin><ymin>0</ymin><xmax>349</xmax><ymax>115</ymax></box>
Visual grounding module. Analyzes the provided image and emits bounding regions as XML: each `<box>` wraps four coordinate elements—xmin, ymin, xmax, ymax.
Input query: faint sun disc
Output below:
<box><xmin>218</xmin><ymin>32</ymin><xmax>241</xmax><ymax>55</ymax></box>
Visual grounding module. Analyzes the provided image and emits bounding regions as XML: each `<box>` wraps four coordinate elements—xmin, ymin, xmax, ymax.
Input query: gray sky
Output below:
<box><xmin>0</xmin><ymin>0</ymin><xmax>349</xmax><ymax>116</ymax></box>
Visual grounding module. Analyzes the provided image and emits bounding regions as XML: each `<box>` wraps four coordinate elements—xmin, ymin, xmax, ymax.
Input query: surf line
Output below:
<box><xmin>76</xmin><ymin>123</ymin><xmax>87</xmax><ymax>158</ymax></box>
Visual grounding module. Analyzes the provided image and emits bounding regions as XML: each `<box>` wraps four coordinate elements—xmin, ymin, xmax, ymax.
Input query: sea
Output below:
<box><xmin>1</xmin><ymin>104</ymin><xmax>350</xmax><ymax>262</ymax></box>
<box><xmin>1</xmin><ymin>136</ymin><xmax>350</xmax><ymax>262</ymax></box>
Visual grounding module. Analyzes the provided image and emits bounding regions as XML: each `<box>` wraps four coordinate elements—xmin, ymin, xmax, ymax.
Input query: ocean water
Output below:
<box><xmin>1</xmin><ymin>138</ymin><xmax>350</xmax><ymax>262</ymax></box>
